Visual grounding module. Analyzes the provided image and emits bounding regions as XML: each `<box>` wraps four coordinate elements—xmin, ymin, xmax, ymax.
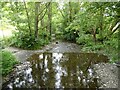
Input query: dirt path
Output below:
<box><xmin>2</xmin><ymin>40</ymin><xmax>119</xmax><ymax>89</ymax></box>
<box><xmin>3</xmin><ymin>41</ymin><xmax>81</xmax><ymax>62</ymax></box>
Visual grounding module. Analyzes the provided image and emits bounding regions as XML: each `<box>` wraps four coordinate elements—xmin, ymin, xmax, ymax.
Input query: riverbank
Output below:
<box><xmin>1</xmin><ymin>40</ymin><xmax>118</xmax><ymax>89</ymax></box>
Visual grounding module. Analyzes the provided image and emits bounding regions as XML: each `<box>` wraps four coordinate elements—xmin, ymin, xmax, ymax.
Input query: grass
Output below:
<box><xmin>0</xmin><ymin>50</ymin><xmax>19</xmax><ymax>76</ymax></box>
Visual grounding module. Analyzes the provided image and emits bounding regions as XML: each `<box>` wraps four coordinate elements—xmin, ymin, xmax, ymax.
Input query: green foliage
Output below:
<box><xmin>1</xmin><ymin>2</ymin><xmax>51</xmax><ymax>50</ymax></box>
<box><xmin>55</xmin><ymin>31</ymin><xmax>63</xmax><ymax>40</ymax></box>
<box><xmin>1</xmin><ymin>2</ymin><xmax>119</xmax><ymax>63</ymax></box>
<box><xmin>76</xmin><ymin>33</ymin><xmax>93</xmax><ymax>45</ymax></box>
<box><xmin>81</xmin><ymin>34</ymin><xmax>118</xmax><ymax>63</ymax></box>
<box><xmin>82</xmin><ymin>44</ymin><xmax>104</xmax><ymax>51</ymax></box>
<box><xmin>63</xmin><ymin>22</ymin><xmax>79</xmax><ymax>42</ymax></box>
<box><xmin>103</xmin><ymin>34</ymin><xmax>118</xmax><ymax>63</ymax></box>
<box><xmin>63</xmin><ymin>30</ymin><xmax>78</xmax><ymax>42</ymax></box>
<box><xmin>0</xmin><ymin>37</ymin><xmax>12</xmax><ymax>49</ymax></box>
<box><xmin>60</xmin><ymin>2</ymin><xmax>119</xmax><ymax>63</ymax></box>
<box><xmin>0</xmin><ymin>50</ymin><xmax>19</xmax><ymax>76</ymax></box>
<box><xmin>10</xmin><ymin>32</ymin><xmax>49</xmax><ymax>50</ymax></box>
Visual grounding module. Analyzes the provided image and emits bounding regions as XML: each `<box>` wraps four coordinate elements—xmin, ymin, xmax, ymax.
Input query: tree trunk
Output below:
<box><xmin>41</xmin><ymin>16</ymin><xmax>44</xmax><ymax>30</ymax></box>
<box><xmin>34</xmin><ymin>2</ymin><xmax>40</xmax><ymax>39</ymax></box>
<box><xmin>92</xmin><ymin>28</ymin><xmax>96</xmax><ymax>44</ymax></box>
<box><xmin>99</xmin><ymin>6</ymin><xmax>104</xmax><ymax>43</ymax></box>
<box><xmin>48</xmin><ymin>2</ymin><xmax>52</xmax><ymax>37</ymax></box>
<box><xmin>69</xmin><ymin>2</ymin><xmax>72</xmax><ymax>22</ymax></box>
<box><xmin>23</xmin><ymin>1</ymin><xmax>32</xmax><ymax>36</ymax></box>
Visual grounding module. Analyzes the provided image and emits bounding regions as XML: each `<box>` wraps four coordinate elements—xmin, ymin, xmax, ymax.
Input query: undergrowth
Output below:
<box><xmin>0</xmin><ymin>50</ymin><xmax>19</xmax><ymax>76</ymax></box>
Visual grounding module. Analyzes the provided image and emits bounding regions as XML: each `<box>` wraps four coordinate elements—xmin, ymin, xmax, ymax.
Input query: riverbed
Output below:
<box><xmin>2</xmin><ymin>41</ymin><xmax>118</xmax><ymax>89</ymax></box>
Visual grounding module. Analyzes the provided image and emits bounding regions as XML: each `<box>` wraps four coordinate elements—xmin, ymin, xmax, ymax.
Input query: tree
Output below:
<box><xmin>34</xmin><ymin>2</ymin><xmax>40</xmax><ymax>39</ymax></box>
<box><xmin>23</xmin><ymin>1</ymin><xmax>32</xmax><ymax>36</ymax></box>
<box><xmin>47</xmin><ymin>2</ymin><xmax>52</xmax><ymax>37</ymax></box>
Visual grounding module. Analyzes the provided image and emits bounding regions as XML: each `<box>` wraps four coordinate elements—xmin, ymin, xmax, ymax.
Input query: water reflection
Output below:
<box><xmin>3</xmin><ymin>53</ymin><xmax>109</xmax><ymax>89</ymax></box>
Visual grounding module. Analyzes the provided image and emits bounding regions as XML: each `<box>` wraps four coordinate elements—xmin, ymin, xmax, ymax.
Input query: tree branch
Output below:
<box><xmin>59</xmin><ymin>9</ymin><xmax>65</xmax><ymax>18</ymax></box>
<box><xmin>38</xmin><ymin>3</ymin><xmax>50</xmax><ymax>22</ymax></box>
<box><xmin>111</xmin><ymin>22</ymin><xmax>120</xmax><ymax>34</ymax></box>
<box><xmin>23</xmin><ymin>0</ymin><xmax>31</xmax><ymax>35</ymax></box>
<box><xmin>56</xmin><ymin>4</ymin><xmax>65</xmax><ymax>18</ymax></box>
<box><xmin>38</xmin><ymin>3</ymin><xmax>50</xmax><ymax>18</ymax></box>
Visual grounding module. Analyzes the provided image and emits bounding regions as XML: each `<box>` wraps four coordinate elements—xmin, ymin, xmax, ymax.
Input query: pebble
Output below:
<box><xmin>93</xmin><ymin>63</ymin><xmax>118</xmax><ymax>88</ymax></box>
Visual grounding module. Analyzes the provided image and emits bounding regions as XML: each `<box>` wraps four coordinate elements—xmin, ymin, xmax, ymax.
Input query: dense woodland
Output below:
<box><xmin>0</xmin><ymin>2</ymin><xmax>120</xmax><ymax>75</ymax></box>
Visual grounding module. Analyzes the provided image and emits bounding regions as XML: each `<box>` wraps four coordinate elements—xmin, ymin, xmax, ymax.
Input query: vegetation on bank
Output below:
<box><xmin>0</xmin><ymin>50</ymin><xmax>19</xmax><ymax>76</ymax></box>
<box><xmin>81</xmin><ymin>34</ymin><xmax>118</xmax><ymax>63</ymax></box>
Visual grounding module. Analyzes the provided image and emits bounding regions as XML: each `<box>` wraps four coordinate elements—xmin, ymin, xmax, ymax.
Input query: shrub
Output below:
<box><xmin>63</xmin><ymin>23</ymin><xmax>79</xmax><ymax>42</ymax></box>
<box><xmin>103</xmin><ymin>36</ymin><xmax>118</xmax><ymax>63</ymax></box>
<box><xmin>0</xmin><ymin>37</ymin><xmax>12</xmax><ymax>49</ymax></box>
<box><xmin>10</xmin><ymin>32</ymin><xmax>50</xmax><ymax>50</ymax></box>
<box><xmin>0</xmin><ymin>50</ymin><xmax>19</xmax><ymax>76</ymax></box>
<box><xmin>76</xmin><ymin>34</ymin><xmax>92</xmax><ymax>45</ymax></box>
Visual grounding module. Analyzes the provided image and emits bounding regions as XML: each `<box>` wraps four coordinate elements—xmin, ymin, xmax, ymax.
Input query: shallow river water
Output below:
<box><xmin>2</xmin><ymin>52</ymin><xmax>109</xmax><ymax>89</ymax></box>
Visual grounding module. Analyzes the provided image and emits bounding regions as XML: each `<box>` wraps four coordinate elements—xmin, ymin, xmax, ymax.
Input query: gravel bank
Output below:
<box><xmin>93</xmin><ymin>63</ymin><xmax>118</xmax><ymax>88</ymax></box>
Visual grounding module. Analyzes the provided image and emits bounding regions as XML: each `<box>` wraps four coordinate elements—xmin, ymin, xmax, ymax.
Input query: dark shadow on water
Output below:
<box><xmin>2</xmin><ymin>52</ymin><xmax>109</xmax><ymax>89</ymax></box>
